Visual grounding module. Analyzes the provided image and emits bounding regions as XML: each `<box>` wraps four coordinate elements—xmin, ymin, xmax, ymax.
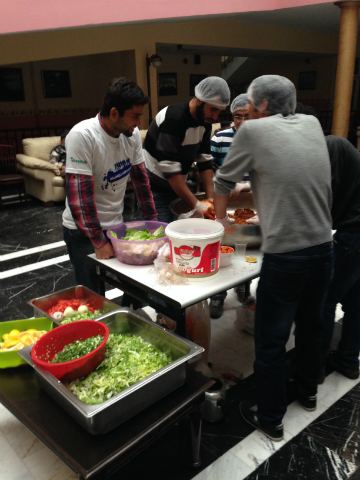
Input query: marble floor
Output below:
<box><xmin>0</xmin><ymin>194</ymin><xmax>359</xmax><ymax>480</ymax></box>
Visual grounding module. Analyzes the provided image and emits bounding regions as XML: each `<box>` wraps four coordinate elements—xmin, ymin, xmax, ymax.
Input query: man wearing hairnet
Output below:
<box><xmin>144</xmin><ymin>76</ymin><xmax>230</xmax><ymax>223</ymax></box>
<box><xmin>213</xmin><ymin>75</ymin><xmax>334</xmax><ymax>441</ymax></box>
<box><xmin>209</xmin><ymin>93</ymin><xmax>251</xmax><ymax>319</ymax></box>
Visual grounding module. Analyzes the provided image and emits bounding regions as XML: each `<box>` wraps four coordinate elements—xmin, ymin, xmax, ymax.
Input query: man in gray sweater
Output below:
<box><xmin>214</xmin><ymin>75</ymin><xmax>333</xmax><ymax>441</ymax></box>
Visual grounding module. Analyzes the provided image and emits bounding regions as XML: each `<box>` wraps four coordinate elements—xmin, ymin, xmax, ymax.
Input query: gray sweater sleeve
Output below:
<box><xmin>214</xmin><ymin>125</ymin><xmax>254</xmax><ymax>195</ymax></box>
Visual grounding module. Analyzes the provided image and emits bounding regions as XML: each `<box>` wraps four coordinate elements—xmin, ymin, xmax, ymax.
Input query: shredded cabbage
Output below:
<box><xmin>65</xmin><ymin>333</ymin><xmax>172</xmax><ymax>404</ymax></box>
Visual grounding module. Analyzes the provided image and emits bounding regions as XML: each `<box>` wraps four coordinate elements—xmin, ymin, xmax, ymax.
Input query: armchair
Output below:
<box><xmin>16</xmin><ymin>136</ymin><xmax>66</xmax><ymax>206</ymax></box>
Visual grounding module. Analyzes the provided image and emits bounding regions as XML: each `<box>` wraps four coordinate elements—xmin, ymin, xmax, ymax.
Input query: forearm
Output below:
<box><xmin>168</xmin><ymin>175</ymin><xmax>199</xmax><ymax>209</ymax></box>
<box><xmin>66</xmin><ymin>173</ymin><xmax>107</xmax><ymax>248</ymax></box>
<box><xmin>199</xmin><ymin>169</ymin><xmax>214</xmax><ymax>199</ymax></box>
<box><xmin>213</xmin><ymin>192</ymin><xmax>230</xmax><ymax>219</ymax></box>
<box><xmin>130</xmin><ymin>163</ymin><xmax>157</xmax><ymax>219</ymax></box>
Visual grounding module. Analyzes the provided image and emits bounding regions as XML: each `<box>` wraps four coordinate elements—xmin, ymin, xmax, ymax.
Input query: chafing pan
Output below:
<box><xmin>18</xmin><ymin>307</ymin><xmax>204</xmax><ymax>435</ymax></box>
<box><xmin>169</xmin><ymin>192</ymin><xmax>262</xmax><ymax>249</ymax></box>
<box><xmin>27</xmin><ymin>285</ymin><xmax>120</xmax><ymax>326</ymax></box>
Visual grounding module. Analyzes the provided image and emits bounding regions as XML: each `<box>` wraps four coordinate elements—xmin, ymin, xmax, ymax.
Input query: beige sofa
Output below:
<box><xmin>16</xmin><ymin>137</ymin><xmax>66</xmax><ymax>206</ymax></box>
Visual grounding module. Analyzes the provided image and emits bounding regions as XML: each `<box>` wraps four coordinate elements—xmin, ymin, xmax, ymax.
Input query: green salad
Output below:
<box><xmin>65</xmin><ymin>333</ymin><xmax>172</xmax><ymax>404</ymax></box>
<box><xmin>61</xmin><ymin>310</ymin><xmax>102</xmax><ymax>324</ymax></box>
<box><xmin>51</xmin><ymin>335</ymin><xmax>104</xmax><ymax>363</ymax></box>
<box><xmin>109</xmin><ymin>225</ymin><xmax>166</xmax><ymax>241</ymax></box>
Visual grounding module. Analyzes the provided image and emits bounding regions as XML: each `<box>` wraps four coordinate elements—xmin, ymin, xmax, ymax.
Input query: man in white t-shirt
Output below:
<box><xmin>62</xmin><ymin>77</ymin><xmax>157</xmax><ymax>295</ymax></box>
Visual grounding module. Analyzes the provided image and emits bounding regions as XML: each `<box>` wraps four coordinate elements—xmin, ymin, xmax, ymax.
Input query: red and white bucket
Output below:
<box><xmin>165</xmin><ymin>219</ymin><xmax>224</xmax><ymax>281</ymax></box>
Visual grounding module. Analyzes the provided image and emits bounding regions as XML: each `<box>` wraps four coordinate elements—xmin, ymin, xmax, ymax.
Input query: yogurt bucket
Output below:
<box><xmin>165</xmin><ymin>219</ymin><xmax>224</xmax><ymax>280</ymax></box>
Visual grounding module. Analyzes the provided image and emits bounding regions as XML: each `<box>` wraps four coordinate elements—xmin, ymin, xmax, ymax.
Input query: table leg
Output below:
<box><xmin>188</xmin><ymin>408</ymin><xmax>202</xmax><ymax>468</ymax></box>
<box><xmin>244</xmin><ymin>280</ymin><xmax>251</xmax><ymax>299</ymax></box>
<box><xmin>172</xmin><ymin>308</ymin><xmax>187</xmax><ymax>337</ymax></box>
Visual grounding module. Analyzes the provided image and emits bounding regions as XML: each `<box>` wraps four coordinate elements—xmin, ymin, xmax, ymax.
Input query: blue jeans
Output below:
<box><xmin>63</xmin><ymin>227</ymin><xmax>109</xmax><ymax>296</ymax></box>
<box><xmin>254</xmin><ymin>242</ymin><xmax>334</xmax><ymax>425</ymax></box>
<box><xmin>151</xmin><ymin>187</ymin><xmax>179</xmax><ymax>224</ymax></box>
<box><xmin>322</xmin><ymin>231</ymin><xmax>360</xmax><ymax>368</ymax></box>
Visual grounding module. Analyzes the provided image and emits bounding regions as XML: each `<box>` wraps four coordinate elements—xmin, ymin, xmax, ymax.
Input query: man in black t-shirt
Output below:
<box><xmin>144</xmin><ymin>77</ymin><xmax>230</xmax><ymax>223</ymax></box>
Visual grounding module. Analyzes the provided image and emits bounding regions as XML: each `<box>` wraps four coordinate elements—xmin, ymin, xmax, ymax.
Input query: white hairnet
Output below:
<box><xmin>230</xmin><ymin>94</ymin><xmax>249</xmax><ymax>113</ymax></box>
<box><xmin>247</xmin><ymin>75</ymin><xmax>296</xmax><ymax>116</ymax></box>
<box><xmin>194</xmin><ymin>76</ymin><xmax>230</xmax><ymax>109</ymax></box>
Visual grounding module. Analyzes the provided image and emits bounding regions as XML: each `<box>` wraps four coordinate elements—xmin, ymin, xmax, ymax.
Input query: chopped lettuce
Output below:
<box><xmin>109</xmin><ymin>230</ymin><xmax>118</xmax><ymax>239</ymax></box>
<box><xmin>121</xmin><ymin>225</ymin><xmax>166</xmax><ymax>241</ymax></box>
<box><xmin>65</xmin><ymin>333</ymin><xmax>172</xmax><ymax>404</ymax></box>
<box><xmin>61</xmin><ymin>309</ymin><xmax>102</xmax><ymax>324</ymax></box>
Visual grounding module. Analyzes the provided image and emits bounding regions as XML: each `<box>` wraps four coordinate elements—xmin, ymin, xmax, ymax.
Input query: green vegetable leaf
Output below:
<box><xmin>109</xmin><ymin>231</ymin><xmax>118</xmax><ymax>239</ymax></box>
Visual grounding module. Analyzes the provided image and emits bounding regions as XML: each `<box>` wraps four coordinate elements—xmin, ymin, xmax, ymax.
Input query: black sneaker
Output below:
<box><xmin>239</xmin><ymin>400</ymin><xmax>284</xmax><ymax>442</ymax></box>
<box><xmin>209</xmin><ymin>298</ymin><xmax>224</xmax><ymax>319</ymax></box>
<box><xmin>327</xmin><ymin>351</ymin><xmax>360</xmax><ymax>380</ymax></box>
<box><xmin>297</xmin><ymin>393</ymin><xmax>317</xmax><ymax>411</ymax></box>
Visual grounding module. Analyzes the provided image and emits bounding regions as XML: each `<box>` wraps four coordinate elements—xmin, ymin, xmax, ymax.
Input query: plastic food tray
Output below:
<box><xmin>27</xmin><ymin>285</ymin><xmax>120</xmax><ymax>326</ymax></box>
<box><xmin>18</xmin><ymin>307</ymin><xmax>204</xmax><ymax>435</ymax></box>
<box><xmin>0</xmin><ymin>317</ymin><xmax>54</xmax><ymax>369</ymax></box>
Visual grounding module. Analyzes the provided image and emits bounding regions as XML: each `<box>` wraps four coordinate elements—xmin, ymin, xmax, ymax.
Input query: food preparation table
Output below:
<box><xmin>88</xmin><ymin>252</ymin><xmax>262</xmax><ymax>337</ymax></box>
<box><xmin>0</xmin><ymin>366</ymin><xmax>213</xmax><ymax>480</ymax></box>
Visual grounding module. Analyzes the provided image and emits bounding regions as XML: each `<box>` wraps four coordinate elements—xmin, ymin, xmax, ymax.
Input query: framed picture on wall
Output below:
<box><xmin>298</xmin><ymin>71</ymin><xmax>316</xmax><ymax>91</ymax></box>
<box><xmin>190</xmin><ymin>74</ymin><xmax>207</xmax><ymax>96</ymax></box>
<box><xmin>158</xmin><ymin>73</ymin><xmax>177</xmax><ymax>96</ymax></box>
<box><xmin>41</xmin><ymin>70</ymin><xmax>72</xmax><ymax>98</ymax></box>
<box><xmin>0</xmin><ymin>68</ymin><xmax>25</xmax><ymax>101</ymax></box>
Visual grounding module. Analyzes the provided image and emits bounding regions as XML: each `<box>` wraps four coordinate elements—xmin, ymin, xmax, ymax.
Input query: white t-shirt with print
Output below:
<box><xmin>62</xmin><ymin>116</ymin><xmax>144</xmax><ymax>230</ymax></box>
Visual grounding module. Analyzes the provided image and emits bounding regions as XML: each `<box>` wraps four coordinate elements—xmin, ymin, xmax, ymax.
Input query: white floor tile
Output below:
<box><xmin>0</xmin><ymin>435</ymin><xmax>30</xmax><ymax>480</ymax></box>
<box><xmin>193</xmin><ymin>450</ymin><xmax>253</xmax><ymax>480</ymax></box>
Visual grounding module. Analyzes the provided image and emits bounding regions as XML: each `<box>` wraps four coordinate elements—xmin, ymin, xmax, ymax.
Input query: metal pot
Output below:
<box><xmin>169</xmin><ymin>192</ymin><xmax>262</xmax><ymax>249</ymax></box>
<box><xmin>201</xmin><ymin>378</ymin><xmax>227</xmax><ymax>423</ymax></box>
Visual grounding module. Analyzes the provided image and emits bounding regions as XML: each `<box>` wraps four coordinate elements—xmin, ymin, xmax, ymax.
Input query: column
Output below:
<box><xmin>134</xmin><ymin>47</ymin><xmax>158</xmax><ymax>128</ymax></box>
<box><xmin>331</xmin><ymin>1</ymin><xmax>360</xmax><ymax>137</ymax></box>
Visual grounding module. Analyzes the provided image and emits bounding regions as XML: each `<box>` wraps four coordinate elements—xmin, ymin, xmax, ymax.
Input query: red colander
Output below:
<box><xmin>31</xmin><ymin>320</ymin><xmax>109</xmax><ymax>381</ymax></box>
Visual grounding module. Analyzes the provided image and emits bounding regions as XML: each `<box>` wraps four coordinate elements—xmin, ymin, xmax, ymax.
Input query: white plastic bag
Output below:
<box><xmin>149</xmin><ymin>243</ymin><xmax>188</xmax><ymax>286</ymax></box>
<box><xmin>236</xmin><ymin>303</ymin><xmax>255</xmax><ymax>335</ymax></box>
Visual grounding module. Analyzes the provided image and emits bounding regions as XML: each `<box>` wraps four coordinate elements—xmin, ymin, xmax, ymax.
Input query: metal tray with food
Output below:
<box><xmin>18</xmin><ymin>307</ymin><xmax>204</xmax><ymax>435</ymax></box>
<box><xmin>27</xmin><ymin>285</ymin><xmax>120</xmax><ymax>326</ymax></box>
<box><xmin>169</xmin><ymin>192</ymin><xmax>262</xmax><ymax>248</ymax></box>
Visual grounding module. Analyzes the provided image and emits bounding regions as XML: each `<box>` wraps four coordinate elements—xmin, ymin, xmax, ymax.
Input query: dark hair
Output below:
<box><xmin>295</xmin><ymin>102</ymin><xmax>318</xmax><ymax>119</ymax></box>
<box><xmin>100</xmin><ymin>77</ymin><xmax>149</xmax><ymax>117</ymax></box>
<box><xmin>60</xmin><ymin>129</ymin><xmax>70</xmax><ymax>139</ymax></box>
<box><xmin>221</xmin><ymin>120</ymin><xmax>231</xmax><ymax>129</ymax></box>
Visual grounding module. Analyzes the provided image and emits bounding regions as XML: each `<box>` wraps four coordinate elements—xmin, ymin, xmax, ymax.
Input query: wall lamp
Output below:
<box><xmin>146</xmin><ymin>54</ymin><xmax>162</xmax><ymax>123</ymax></box>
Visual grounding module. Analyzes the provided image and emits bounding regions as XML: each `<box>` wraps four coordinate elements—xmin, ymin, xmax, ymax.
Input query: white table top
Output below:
<box><xmin>89</xmin><ymin>252</ymin><xmax>262</xmax><ymax>309</ymax></box>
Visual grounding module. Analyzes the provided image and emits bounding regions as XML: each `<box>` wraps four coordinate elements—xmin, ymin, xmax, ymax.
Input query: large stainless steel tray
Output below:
<box><xmin>28</xmin><ymin>285</ymin><xmax>120</xmax><ymax>326</ymax></box>
<box><xmin>18</xmin><ymin>307</ymin><xmax>204</xmax><ymax>435</ymax></box>
<box><xmin>170</xmin><ymin>192</ymin><xmax>262</xmax><ymax>248</ymax></box>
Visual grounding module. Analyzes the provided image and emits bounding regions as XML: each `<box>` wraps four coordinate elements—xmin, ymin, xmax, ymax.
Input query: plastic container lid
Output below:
<box><xmin>165</xmin><ymin>218</ymin><xmax>224</xmax><ymax>241</ymax></box>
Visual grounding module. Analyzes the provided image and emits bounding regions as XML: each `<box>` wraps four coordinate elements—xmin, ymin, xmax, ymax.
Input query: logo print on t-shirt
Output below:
<box><xmin>102</xmin><ymin>158</ymin><xmax>131</xmax><ymax>190</ymax></box>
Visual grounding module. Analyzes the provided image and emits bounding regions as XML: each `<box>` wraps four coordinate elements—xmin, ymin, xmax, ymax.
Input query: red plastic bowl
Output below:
<box><xmin>31</xmin><ymin>320</ymin><xmax>109</xmax><ymax>381</ymax></box>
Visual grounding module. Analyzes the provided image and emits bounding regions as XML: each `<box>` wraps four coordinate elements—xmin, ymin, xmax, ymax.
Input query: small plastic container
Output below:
<box><xmin>165</xmin><ymin>219</ymin><xmax>224</xmax><ymax>280</ymax></box>
<box><xmin>0</xmin><ymin>317</ymin><xmax>54</xmax><ymax>369</ymax></box>
<box><xmin>219</xmin><ymin>246</ymin><xmax>234</xmax><ymax>268</ymax></box>
<box><xmin>107</xmin><ymin>221</ymin><xmax>168</xmax><ymax>265</ymax></box>
<box><xmin>31</xmin><ymin>320</ymin><xmax>109</xmax><ymax>380</ymax></box>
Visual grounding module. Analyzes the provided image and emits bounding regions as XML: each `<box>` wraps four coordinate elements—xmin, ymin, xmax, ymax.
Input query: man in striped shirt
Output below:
<box><xmin>62</xmin><ymin>78</ymin><xmax>157</xmax><ymax>295</ymax></box>
<box><xmin>143</xmin><ymin>77</ymin><xmax>230</xmax><ymax>223</ymax></box>
<box><xmin>209</xmin><ymin>94</ymin><xmax>251</xmax><ymax>319</ymax></box>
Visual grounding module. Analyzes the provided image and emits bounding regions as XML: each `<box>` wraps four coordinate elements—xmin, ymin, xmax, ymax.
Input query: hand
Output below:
<box><xmin>194</xmin><ymin>200</ymin><xmax>213</xmax><ymax>213</ymax></box>
<box><xmin>246</xmin><ymin>214</ymin><xmax>260</xmax><ymax>225</ymax></box>
<box><xmin>229</xmin><ymin>182</ymin><xmax>251</xmax><ymax>200</ymax></box>
<box><xmin>60</xmin><ymin>166</ymin><xmax>66</xmax><ymax>177</ymax></box>
<box><xmin>215</xmin><ymin>214</ymin><xmax>236</xmax><ymax>233</ymax></box>
<box><xmin>94</xmin><ymin>242</ymin><xmax>114</xmax><ymax>259</ymax></box>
